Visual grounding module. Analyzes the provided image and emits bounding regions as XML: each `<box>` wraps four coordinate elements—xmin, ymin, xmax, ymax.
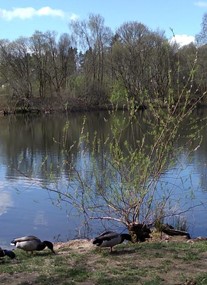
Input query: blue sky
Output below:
<box><xmin>0</xmin><ymin>0</ymin><xmax>207</xmax><ymax>46</ymax></box>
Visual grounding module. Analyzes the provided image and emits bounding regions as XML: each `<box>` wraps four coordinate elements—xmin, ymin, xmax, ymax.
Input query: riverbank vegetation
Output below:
<box><xmin>0</xmin><ymin>13</ymin><xmax>207</xmax><ymax>113</ymax></box>
<box><xmin>1</xmin><ymin>239</ymin><xmax>207</xmax><ymax>285</ymax></box>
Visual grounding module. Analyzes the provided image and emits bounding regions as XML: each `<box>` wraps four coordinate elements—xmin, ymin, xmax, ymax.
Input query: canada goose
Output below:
<box><xmin>92</xmin><ymin>231</ymin><xmax>132</xmax><ymax>252</ymax></box>
<box><xmin>0</xmin><ymin>247</ymin><xmax>16</xmax><ymax>259</ymax></box>
<box><xmin>10</xmin><ymin>236</ymin><xmax>55</xmax><ymax>254</ymax></box>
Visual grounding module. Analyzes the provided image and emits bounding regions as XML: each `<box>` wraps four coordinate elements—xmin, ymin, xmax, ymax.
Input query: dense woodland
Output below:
<box><xmin>0</xmin><ymin>13</ymin><xmax>207</xmax><ymax>112</ymax></box>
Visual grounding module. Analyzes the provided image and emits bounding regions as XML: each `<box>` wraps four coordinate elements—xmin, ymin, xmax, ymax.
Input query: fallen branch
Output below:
<box><xmin>161</xmin><ymin>224</ymin><xmax>191</xmax><ymax>239</ymax></box>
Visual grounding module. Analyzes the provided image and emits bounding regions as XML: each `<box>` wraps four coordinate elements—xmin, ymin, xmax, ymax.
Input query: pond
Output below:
<box><xmin>0</xmin><ymin>109</ymin><xmax>207</xmax><ymax>248</ymax></box>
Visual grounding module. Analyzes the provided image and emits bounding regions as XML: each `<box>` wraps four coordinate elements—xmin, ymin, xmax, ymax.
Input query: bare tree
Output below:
<box><xmin>29</xmin><ymin>31</ymin><xmax>50</xmax><ymax>98</ymax></box>
<box><xmin>58</xmin><ymin>33</ymin><xmax>77</xmax><ymax>93</ymax></box>
<box><xmin>196</xmin><ymin>13</ymin><xmax>207</xmax><ymax>46</ymax></box>
<box><xmin>0</xmin><ymin>37</ymin><xmax>33</xmax><ymax>99</ymax></box>
<box><xmin>37</xmin><ymin>31</ymin><xmax>77</xmax><ymax>97</ymax></box>
<box><xmin>69</xmin><ymin>14</ymin><xmax>113</xmax><ymax>103</ymax></box>
<box><xmin>111</xmin><ymin>22</ymin><xmax>176</xmax><ymax>107</ymax></box>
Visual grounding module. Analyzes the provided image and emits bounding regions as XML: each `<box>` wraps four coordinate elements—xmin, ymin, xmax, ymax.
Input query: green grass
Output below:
<box><xmin>0</xmin><ymin>241</ymin><xmax>207</xmax><ymax>284</ymax></box>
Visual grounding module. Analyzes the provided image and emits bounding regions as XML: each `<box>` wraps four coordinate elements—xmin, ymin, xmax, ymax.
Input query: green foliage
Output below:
<box><xmin>70</xmin><ymin>74</ymin><xmax>85</xmax><ymax>97</ymax></box>
<box><xmin>75</xmin><ymin>78</ymin><xmax>202</xmax><ymax>227</ymax></box>
<box><xmin>110</xmin><ymin>81</ymin><xmax>128</xmax><ymax>104</ymax></box>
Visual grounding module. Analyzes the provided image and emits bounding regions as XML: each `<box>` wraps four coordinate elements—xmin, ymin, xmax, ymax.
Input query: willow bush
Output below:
<box><xmin>37</xmin><ymin>46</ymin><xmax>206</xmax><ymax>241</ymax></box>
<box><xmin>44</xmin><ymin>99</ymin><xmax>204</xmax><ymax>241</ymax></box>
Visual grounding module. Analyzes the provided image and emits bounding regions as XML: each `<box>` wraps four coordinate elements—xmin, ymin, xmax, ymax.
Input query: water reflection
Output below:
<box><xmin>0</xmin><ymin>189</ymin><xmax>13</xmax><ymax>216</ymax></box>
<box><xmin>0</xmin><ymin>110</ymin><xmax>207</xmax><ymax>247</ymax></box>
<box><xmin>33</xmin><ymin>210</ymin><xmax>48</xmax><ymax>228</ymax></box>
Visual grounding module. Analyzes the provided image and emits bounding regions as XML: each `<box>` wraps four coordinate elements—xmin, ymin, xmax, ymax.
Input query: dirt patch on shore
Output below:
<box><xmin>54</xmin><ymin>238</ymin><xmax>94</xmax><ymax>253</ymax></box>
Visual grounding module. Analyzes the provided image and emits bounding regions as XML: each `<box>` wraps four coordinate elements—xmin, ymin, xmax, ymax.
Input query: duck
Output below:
<box><xmin>10</xmin><ymin>236</ymin><xmax>55</xmax><ymax>254</ymax></box>
<box><xmin>92</xmin><ymin>231</ymin><xmax>132</xmax><ymax>252</ymax></box>
<box><xmin>0</xmin><ymin>247</ymin><xmax>16</xmax><ymax>259</ymax></box>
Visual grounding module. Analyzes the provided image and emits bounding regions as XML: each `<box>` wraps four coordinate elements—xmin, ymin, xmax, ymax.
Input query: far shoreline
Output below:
<box><xmin>0</xmin><ymin>96</ymin><xmax>206</xmax><ymax>116</ymax></box>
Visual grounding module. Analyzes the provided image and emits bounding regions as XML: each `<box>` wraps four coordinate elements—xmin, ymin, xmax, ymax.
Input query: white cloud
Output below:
<box><xmin>0</xmin><ymin>6</ymin><xmax>66</xmax><ymax>21</ymax></box>
<box><xmin>194</xmin><ymin>1</ymin><xmax>207</xmax><ymax>7</ymax></box>
<box><xmin>37</xmin><ymin>7</ymin><xmax>65</xmax><ymax>17</ymax></box>
<box><xmin>169</xmin><ymin>34</ymin><xmax>195</xmax><ymax>47</ymax></box>
<box><xmin>70</xmin><ymin>13</ymin><xmax>79</xmax><ymax>21</ymax></box>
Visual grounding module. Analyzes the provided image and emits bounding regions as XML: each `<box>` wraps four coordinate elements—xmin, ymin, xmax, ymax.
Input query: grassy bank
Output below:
<box><xmin>0</xmin><ymin>239</ymin><xmax>207</xmax><ymax>285</ymax></box>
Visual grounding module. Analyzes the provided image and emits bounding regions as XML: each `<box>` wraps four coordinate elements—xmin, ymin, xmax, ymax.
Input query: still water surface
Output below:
<box><xmin>0</xmin><ymin>110</ymin><xmax>207</xmax><ymax>248</ymax></box>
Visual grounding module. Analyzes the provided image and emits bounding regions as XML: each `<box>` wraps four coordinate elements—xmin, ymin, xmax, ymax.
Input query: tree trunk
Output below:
<box><xmin>128</xmin><ymin>223</ymin><xmax>151</xmax><ymax>243</ymax></box>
